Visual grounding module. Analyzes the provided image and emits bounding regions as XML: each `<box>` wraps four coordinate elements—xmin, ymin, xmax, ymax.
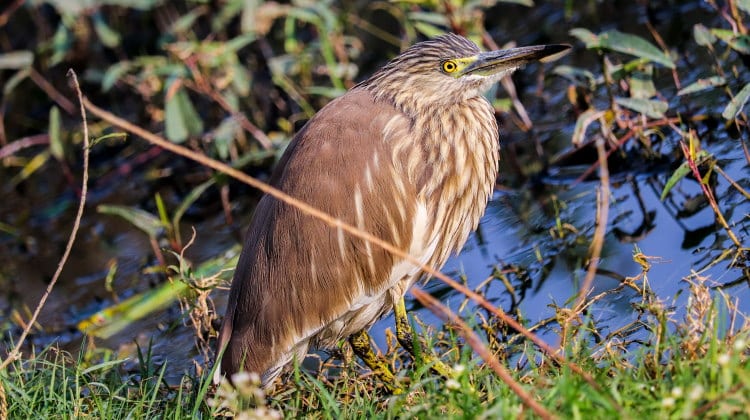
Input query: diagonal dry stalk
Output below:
<box><xmin>412</xmin><ymin>286</ymin><xmax>553</xmax><ymax>420</ymax></box>
<box><xmin>82</xmin><ymin>96</ymin><xmax>620</xmax><ymax>411</ymax></box>
<box><xmin>573</xmin><ymin>136</ymin><xmax>611</xmax><ymax>310</ymax></box>
<box><xmin>679</xmin><ymin>140</ymin><xmax>741</xmax><ymax>247</ymax></box>
<box><xmin>0</xmin><ymin>70</ymin><xmax>90</xmax><ymax>372</ymax></box>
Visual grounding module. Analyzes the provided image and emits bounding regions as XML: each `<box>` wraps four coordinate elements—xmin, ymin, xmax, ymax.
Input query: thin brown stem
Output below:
<box><xmin>412</xmin><ymin>287</ymin><xmax>555</xmax><ymax>420</ymax></box>
<box><xmin>0</xmin><ymin>70</ymin><xmax>89</xmax><ymax>371</ymax></box>
<box><xmin>0</xmin><ymin>134</ymin><xmax>49</xmax><ymax>159</ymax></box>
<box><xmin>574</xmin><ymin>137</ymin><xmax>610</xmax><ymax>310</ymax></box>
<box><xmin>680</xmin><ymin>142</ymin><xmax>741</xmax><ymax>247</ymax></box>
<box><xmin>29</xmin><ymin>68</ymin><xmax>76</xmax><ymax>115</ymax></box>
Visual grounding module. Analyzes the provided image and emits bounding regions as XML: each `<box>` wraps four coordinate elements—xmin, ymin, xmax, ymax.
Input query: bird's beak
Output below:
<box><xmin>462</xmin><ymin>44</ymin><xmax>571</xmax><ymax>76</ymax></box>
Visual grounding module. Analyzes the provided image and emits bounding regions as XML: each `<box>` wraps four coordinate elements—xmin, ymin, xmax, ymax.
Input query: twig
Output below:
<box><xmin>0</xmin><ymin>0</ymin><xmax>24</xmax><ymax>27</ymax></box>
<box><xmin>714</xmin><ymin>164</ymin><xmax>750</xmax><ymax>200</ymax></box>
<box><xmin>184</xmin><ymin>61</ymin><xmax>273</xmax><ymax>150</ymax></box>
<box><xmin>0</xmin><ymin>69</ymin><xmax>90</xmax><ymax>371</ymax></box>
<box><xmin>680</xmin><ymin>141</ymin><xmax>741</xmax><ymax>247</ymax></box>
<box><xmin>574</xmin><ymin>137</ymin><xmax>610</xmax><ymax>310</ymax></box>
<box><xmin>572</xmin><ymin>117</ymin><xmax>681</xmax><ymax>186</ymax></box>
<box><xmin>29</xmin><ymin>68</ymin><xmax>76</xmax><ymax>115</ymax></box>
<box><xmin>481</xmin><ymin>32</ymin><xmax>534</xmax><ymax>130</ymax></box>
<box><xmin>0</xmin><ymin>134</ymin><xmax>49</xmax><ymax>159</ymax></box>
<box><xmin>412</xmin><ymin>287</ymin><xmax>555</xmax><ymax>420</ymax></box>
<box><xmin>645</xmin><ymin>20</ymin><xmax>681</xmax><ymax>90</ymax></box>
<box><xmin>82</xmin><ymin>97</ymin><xmax>620</xmax><ymax>411</ymax></box>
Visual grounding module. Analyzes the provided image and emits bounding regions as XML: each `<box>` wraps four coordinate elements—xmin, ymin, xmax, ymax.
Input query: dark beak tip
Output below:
<box><xmin>539</xmin><ymin>44</ymin><xmax>572</xmax><ymax>63</ymax></box>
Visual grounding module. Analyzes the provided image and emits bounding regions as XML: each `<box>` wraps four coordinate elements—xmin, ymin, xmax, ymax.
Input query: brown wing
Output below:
<box><xmin>216</xmin><ymin>89</ymin><xmax>417</xmax><ymax>383</ymax></box>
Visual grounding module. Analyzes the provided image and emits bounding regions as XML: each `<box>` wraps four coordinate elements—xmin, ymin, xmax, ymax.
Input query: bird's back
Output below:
<box><xmin>216</xmin><ymin>89</ymin><xmax>420</xmax><ymax>384</ymax></box>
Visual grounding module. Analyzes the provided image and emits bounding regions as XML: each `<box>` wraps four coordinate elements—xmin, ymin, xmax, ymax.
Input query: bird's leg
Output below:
<box><xmin>348</xmin><ymin>330</ymin><xmax>403</xmax><ymax>394</ymax></box>
<box><xmin>393</xmin><ymin>295</ymin><xmax>454</xmax><ymax>379</ymax></box>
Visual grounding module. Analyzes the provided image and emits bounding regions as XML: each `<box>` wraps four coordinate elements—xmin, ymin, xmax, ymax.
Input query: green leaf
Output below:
<box><xmin>408</xmin><ymin>11</ymin><xmax>450</xmax><ymax>27</ymax></box>
<box><xmin>615</xmin><ymin>97</ymin><xmax>668</xmax><ymax>119</ymax></box>
<box><xmin>499</xmin><ymin>0</ymin><xmax>534</xmax><ymax>5</ymax></box>
<box><xmin>677</xmin><ymin>76</ymin><xmax>726</xmax><ymax>95</ymax></box>
<box><xmin>737</xmin><ymin>0</ymin><xmax>750</xmax><ymax>15</ymax></box>
<box><xmin>212</xmin><ymin>118</ymin><xmax>240</xmax><ymax>160</ymax></box>
<box><xmin>552</xmin><ymin>64</ymin><xmax>597</xmax><ymax>89</ymax></box>
<box><xmin>628</xmin><ymin>66</ymin><xmax>657</xmax><ymax>99</ymax></box>
<box><xmin>50</xmin><ymin>23</ymin><xmax>73</xmax><ymax>66</ymax></box>
<box><xmin>722</xmin><ymin>82</ymin><xmax>750</xmax><ymax>120</ymax></box>
<box><xmin>232</xmin><ymin>63</ymin><xmax>251</xmax><ymax>96</ymax></box>
<box><xmin>306</xmin><ymin>86</ymin><xmax>347</xmax><ymax>98</ymax></box>
<box><xmin>693</xmin><ymin>24</ymin><xmax>716</xmax><ymax>47</ymax></box>
<box><xmin>90</xmin><ymin>132</ymin><xmax>128</xmax><ymax>148</ymax></box>
<box><xmin>101</xmin><ymin>0</ymin><xmax>162</xmax><ymax>10</ymax></box>
<box><xmin>661</xmin><ymin>150</ymin><xmax>711</xmax><ymax>200</ymax></box>
<box><xmin>3</xmin><ymin>68</ymin><xmax>30</xmax><ymax>95</ymax></box>
<box><xmin>78</xmin><ymin>280</ymin><xmax>191</xmax><ymax>339</ymax></box>
<box><xmin>165</xmin><ymin>83</ymin><xmax>204</xmax><ymax>143</ymax></box>
<box><xmin>97</xmin><ymin>204</ymin><xmax>165</xmax><ymax>238</ymax></box>
<box><xmin>77</xmin><ymin>243</ymin><xmax>240</xmax><ymax>339</ymax></box>
<box><xmin>572</xmin><ymin>109</ymin><xmax>606</xmax><ymax>146</ymax></box>
<box><xmin>225</xmin><ymin>33</ymin><xmax>258</xmax><ymax>53</ymax></box>
<box><xmin>571</xmin><ymin>28</ymin><xmax>675</xmax><ymax>68</ymax></box>
<box><xmin>102</xmin><ymin>61</ymin><xmax>132</xmax><ymax>91</ymax></box>
<box><xmin>0</xmin><ymin>50</ymin><xmax>33</xmax><ymax>69</ymax></box>
<box><xmin>569</xmin><ymin>28</ymin><xmax>598</xmax><ymax>46</ymax></box>
<box><xmin>413</xmin><ymin>21</ymin><xmax>446</xmax><ymax>39</ymax></box>
<box><xmin>10</xmin><ymin>150</ymin><xmax>50</xmax><ymax>188</ymax></box>
<box><xmin>49</xmin><ymin>106</ymin><xmax>64</xmax><ymax>160</ymax></box>
<box><xmin>711</xmin><ymin>29</ymin><xmax>750</xmax><ymax>54</ymax></box>
<box><xmin>169</xmin><ymin>6</ymin><xmax>205</xmax><ymax>34</ymax></box>
<box><xmin>173</xmin><ymin>179</ymin><xmax>215</xmax><ymax>240</ymax></box>
<box><xmin>92</xmin><ymin>12</ymin><xmax>121</xmax><ymax>48</ymax></box>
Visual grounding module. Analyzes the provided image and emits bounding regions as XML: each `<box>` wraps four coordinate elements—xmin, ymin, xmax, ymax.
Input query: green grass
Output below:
<box><xmin>2</xmin><ymin>283</ymin><xmax>748</xmax><ymax>419</ymax></box>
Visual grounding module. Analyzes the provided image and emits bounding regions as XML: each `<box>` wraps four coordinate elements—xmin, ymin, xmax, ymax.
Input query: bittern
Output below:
<box><xmin>215</xmin><ymin>33</ymin><xmax>569</xmax><ymax>390</ymax></box>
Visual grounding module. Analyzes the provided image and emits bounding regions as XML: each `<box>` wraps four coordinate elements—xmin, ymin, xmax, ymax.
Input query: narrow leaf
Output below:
<box><xmin>173</xmin><ymin>179</ymin><xmax>215</xmax><ymax>236</ymax></box>
<box><xmin>102</xmin><ymin>61</ymin><xmax>131</xmax><ymax>91</ymax></box>
<box><xmin>711</xmin><ymin>29</ymin><xmax>750</xmax><ymax>54</ymax></box>
<box><xmin>553</xmin><ymin>64</ymin><xmax>597</xmax><ymax>89</ymax></box>
<box><xmin>572</xmin><ymin>109</ymin><xmax>605</xmax><ymax>146</ymax></box>
<box><xmin>10</xmin><ymin>151</ymin><xmax>50</xmax><ymax>187</ymax></box>
<box><xmin>0</xmin><ymin>50</ymin><xmax>33</xmax><ymax>69</ymax></box>
<box><xmin>661</xmin><ymin>150</ymin><xmax>711</xmax><ymax>200</ymax></box>
<box><xmin>571</xmin><ymin>28</ymin><xmax>675</xmax><ymax>68</ymax></box>
<box><xmin>78</xmin><ymin>280</ymin><xmax>190</xmax><ymax>339</ymax></box>
<box><xmin>737</xmin><ymin>0</ymin><xmax>750</xmax><ymax>15</ymax></box>
<box><xmin>92</xmin><ymin>12</ymin><xmax>121</xmax><ymax>48</ymax></box>
<box><xmin>628</xmin><ymin>66</ymin><xmax>657</xmax><ymax>99</ymax></box>
<box><xmin>97</xmin><ymin>204</ymin><xmax>165</xmax><ymax>238</ymax></box>
<box><xmin>677</xmin><ymin>76</ymin><xmax>726</xmax><ymax>95</ymax></box>
<box><xmin>3</xmin><ymin>68</ymin><xmax>30</xmax><ymax>95</ymax></box>
<box><xmin>693</xmin><ymin>24</ymin><xmax>716</xmax><ymax>47</ymax></box>
<box><xmin>615</xmin><ymin>97</ymin><xmax>669</xmax><ymax>119</ymax></box>
<box><xmin>49</xmin><ymin>106</ymin><xmax>64</xmax><ymax>160</ymax></box>
<box><xmin>165</xmin><ymin>85</ymin><xmax>204</xmax><ymax>143</ymax></box>
<box><xmin>722</xmin><ymin>82</ymin><xmax>750</xmax><ymax>120</ymax></box>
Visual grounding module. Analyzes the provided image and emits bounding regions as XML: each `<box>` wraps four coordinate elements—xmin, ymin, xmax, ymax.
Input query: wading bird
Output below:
<box><xmin>215</xmin><ymin>33</ymin><xmax>569</xmax><ymax>391</ymax></box>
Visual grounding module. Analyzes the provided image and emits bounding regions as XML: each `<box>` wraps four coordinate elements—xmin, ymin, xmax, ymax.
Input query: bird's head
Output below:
<box><xmin>362</xmin><ymin>33</ymin><xmax>570</xmax><ymax>111</ymax></box>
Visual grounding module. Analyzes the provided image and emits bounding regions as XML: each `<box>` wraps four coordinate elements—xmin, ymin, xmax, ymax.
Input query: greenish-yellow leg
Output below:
<box><xmin>394</xmin><ymin>295</ymin><xmax>454</xmax><ymax>379</ymax></box>
<box><xmin>349</xmin><ymin>330</ymin><xmax>403</xmax><ymax>394</ymax></box>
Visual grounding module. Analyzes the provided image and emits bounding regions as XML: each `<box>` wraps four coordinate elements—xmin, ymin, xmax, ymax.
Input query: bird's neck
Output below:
<box><xmin>407</xmin><ymin>96</ymin><xmax>500</xmax><ymax>264</ymax></box>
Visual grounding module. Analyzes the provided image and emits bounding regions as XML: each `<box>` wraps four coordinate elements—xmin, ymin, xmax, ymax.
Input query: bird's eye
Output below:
<box><xmin>442</xmin><ymin>60</ymin><xmax>458</xmax><ymax>73</ymax></box>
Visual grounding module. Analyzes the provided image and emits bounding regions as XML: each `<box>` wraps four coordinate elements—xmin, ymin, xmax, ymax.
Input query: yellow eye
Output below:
<box><xmin>442</xmin><ymin>60</ymin><xmax>458</xmax><ymax>73</ymax></box>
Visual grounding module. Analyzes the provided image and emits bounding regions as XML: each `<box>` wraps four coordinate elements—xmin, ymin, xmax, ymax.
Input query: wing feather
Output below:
<box><xmin>217</xmin><ymin>89</ymin><xmax>418</xmax><ymax>383</ymax></box>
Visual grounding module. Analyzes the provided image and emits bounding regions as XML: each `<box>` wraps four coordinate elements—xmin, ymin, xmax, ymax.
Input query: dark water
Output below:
<box><xmin>1</xmin><ymin>0</ymin><xmax>748</xmax><ymax>381</ymax></box>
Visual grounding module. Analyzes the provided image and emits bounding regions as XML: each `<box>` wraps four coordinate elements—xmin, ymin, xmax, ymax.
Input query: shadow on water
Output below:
<box><xmin>0</xmin><ymin>0</ymin><xmax>748</xmax><ymax>382</ymax></box>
